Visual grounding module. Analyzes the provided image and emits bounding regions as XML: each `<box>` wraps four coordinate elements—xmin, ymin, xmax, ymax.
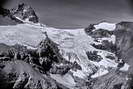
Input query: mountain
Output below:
<box><xmin>0</xmin><ymin>4</ymin><xmax>132</xmax><ymax>89</ymax></box>
<box><xmin>0</xmin><ymin>21</ymin><xmax>131</xmax><ymax>89</ymax></box>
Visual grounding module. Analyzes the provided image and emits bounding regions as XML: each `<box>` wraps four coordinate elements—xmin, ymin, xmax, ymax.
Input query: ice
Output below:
<box><xmin>97</xmin><ymin>35</ymin><xmax>116</xmax><ymax>44</ymax></box>
<box><xmin>120</xmin><ymin>63</ymin><xmax>130</xmax><ymax>71</ymax></box>
<box><xmin>70</xmin><ymin>70</ymin><xmax>86</xmax><ymax>79</ymax></box>
<box><xmin>0</xmin><ymin>24</ymin><xmax>44</xmax><ymax>47</ymax></box>
<box><xmin>50</xmin><ymin>74</ymin><xmax>76</xmax><ymax>88</ymax></box>
<box><xmin>91</xmin><ymin>69</ymin><xmax>109</xmax><ymax>78</ymax></box>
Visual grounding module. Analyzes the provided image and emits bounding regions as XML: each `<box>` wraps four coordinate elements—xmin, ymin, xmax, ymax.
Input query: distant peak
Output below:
<box><xmin>10</xmin><ymin>3</ymin><xmax>39</xmax><ymax>23</ymax></box>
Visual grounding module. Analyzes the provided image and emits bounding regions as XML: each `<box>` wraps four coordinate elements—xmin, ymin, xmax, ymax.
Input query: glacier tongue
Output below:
<box><xmin>0</xmin><ymin>22</ymin><xmax>129</xmax><ymax>80</ymax></box>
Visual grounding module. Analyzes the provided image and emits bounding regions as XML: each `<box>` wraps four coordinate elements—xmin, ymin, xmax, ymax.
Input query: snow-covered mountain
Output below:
<box><xmin>0</xmin><ymin>3</ymin><xmax>132</xmax><ymax>89</ymax></box>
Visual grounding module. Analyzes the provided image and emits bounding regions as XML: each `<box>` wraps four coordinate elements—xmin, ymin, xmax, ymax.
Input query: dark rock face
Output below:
<box><xmin>126</xmin><ymin>73</ymin><xmax>133</xmax><ymax>89</ymax></box>
<box><xmin>84</xmin><ymin>24</ymin><xmax>95</xmax><ymax>34</ymax></box>
<box><xmin>50</xmin><ymin>64</ymin><xmax>71</xmax><ymax>75</ymax></box>
<box><xmin>115</xmin><ymin>22</ymin><xmax>133</xmax><ymax>73</ymax></box>
<box><xmin>115</xmin><ymin>22</ymin><xmax>133</xmax><ymax>58</ymax></box>
<box><xmin>86</xmin><ymin>51</ymin><xmax>102</xmax><ymax>62</ymax></box>
<box><xmin>91</xmin><ymin>41</ymin><xmax>117</xmax><ymax>54</ymax></box>
<box><xmin>113</xmin><ymin>83</ymin><xmax>123</xmax><ymax>89</ymax></box>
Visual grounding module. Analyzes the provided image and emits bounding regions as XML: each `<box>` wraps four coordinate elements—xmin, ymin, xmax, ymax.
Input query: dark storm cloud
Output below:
<box><xmin>127</xmin><ymin>0</ymin><xmax>133</xmax><ymax>6</ymax></box>
<box><xmin>127</xmin><ymin>0</ymin><xmax>133</xmax><ymax>11</ymax></box>
<box><xmin>4</xmin><ymin>0</ymin><xmax>133</xmax><ymax>28</ymax></box>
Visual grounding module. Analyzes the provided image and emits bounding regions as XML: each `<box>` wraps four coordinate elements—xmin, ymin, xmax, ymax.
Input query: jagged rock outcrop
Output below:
<box><xmin>86</xmin><ymin>51</ymin><xmax>102</xmax><ymax>62</ymax></box>
<box><xmin>37</xmin><ymin>32</ymin><xmax>63</xmax><ymax>63</ymax></box>
<box><xmin>91</xmin><ymin>41</ymin><xmax>117</xmax><ymax>53</ymax></box>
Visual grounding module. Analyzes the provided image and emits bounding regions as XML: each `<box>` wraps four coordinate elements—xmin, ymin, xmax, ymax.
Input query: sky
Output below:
<box><xmin>1</xmin><ymin>0</ymin><xmax>133</xmax><ymax>28</ymax></box>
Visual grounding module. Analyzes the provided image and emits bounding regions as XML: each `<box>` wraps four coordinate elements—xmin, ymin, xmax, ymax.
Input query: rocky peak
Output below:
<box><xmin>37</xmin><ymin>32</ymin><xmax>62</xmax><ymax>62</ymax></box>
<box><xmin>0</xmin><ymin>3</ymin><xmax>39</xmax><ymax>24</ymax></box>
<box><xmin>10</xmin><ymin>3</ymin><xmax>39</xmax><ymax>23</ymax></box>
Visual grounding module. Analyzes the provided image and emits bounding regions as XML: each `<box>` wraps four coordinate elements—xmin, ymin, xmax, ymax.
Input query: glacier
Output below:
<box><xmin>0</xmin><ymin>22</ymin><xmax>130</xmax><ymax>88</ymax></box>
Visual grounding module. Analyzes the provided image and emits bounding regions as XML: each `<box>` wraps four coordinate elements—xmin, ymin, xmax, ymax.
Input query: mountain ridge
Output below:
<box><xmin>0</xmin><ymin>3</ymin><xmax>133</xmax><ymax>89</ymax></box>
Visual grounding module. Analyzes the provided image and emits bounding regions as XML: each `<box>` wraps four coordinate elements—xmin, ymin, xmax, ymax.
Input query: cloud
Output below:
<box><xmin>127</xmin><ymin>0</ymin><xmax>133</xmax><ymax>8</ymax></box>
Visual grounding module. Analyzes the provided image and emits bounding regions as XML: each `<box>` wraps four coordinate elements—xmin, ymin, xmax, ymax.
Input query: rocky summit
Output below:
<box><xmin>0</xmin><ymin>3</ymin><xmax>39</xmax><ymax>24</ymax></box>
<box><xmin>0</xmin><ymin>3</ymin><xmax>133</xmax><ymax>89</ymax></box>
<box><xmin>10</xmin><ymin>3</ymin><xmax>39</xmax><ymax>23</ymax></box>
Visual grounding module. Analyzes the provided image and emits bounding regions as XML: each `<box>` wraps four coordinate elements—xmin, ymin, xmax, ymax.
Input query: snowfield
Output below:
<box><xmin>0</xmin><ymin>22</ymin><xmax>130</xmax><ymax>87</ymax></box>
<box><xmin>94</xmin><ymin>22</ymin><xmax>116</xmax><ymax>31</ymax></box>
<box><xmin>0</xmin><ymin>24</ymin><xmax>44</xmax><ymax>48</ymax></box>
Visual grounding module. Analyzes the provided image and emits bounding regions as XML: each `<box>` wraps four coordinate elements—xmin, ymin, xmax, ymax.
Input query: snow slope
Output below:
<box><xmin>0</xmin><ymin>23</ymin><xmax>44</xmax><ymax>48</ymax></box>
<box><xmin>50</xmin><ymin>74</ymin><xmax>76</xmax><ymax>89</ymax></box>
<box><xmin>94</xmin><ymin>22</ymin><xmax>116</xmax><ymax>31</ymax></box>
